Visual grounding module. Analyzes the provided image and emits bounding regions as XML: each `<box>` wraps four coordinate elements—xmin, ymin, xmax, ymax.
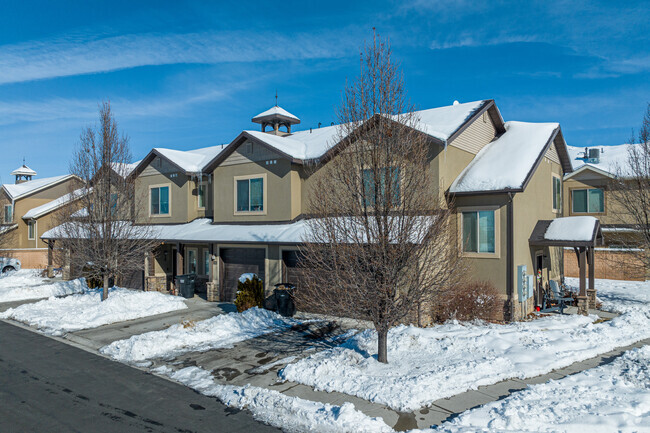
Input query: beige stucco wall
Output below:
<box><xmin>563</xmin><ymin>170</ymin><xmax>631</xmax><ymax>226</ymax></box>
<box><xmin>136</xmin><ymin>156</ymin><xmax>193</xmax><ymax>224</ymax></box>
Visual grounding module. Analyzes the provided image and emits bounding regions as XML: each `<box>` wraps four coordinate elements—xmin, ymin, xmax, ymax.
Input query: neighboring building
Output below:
<box><xmin>0</xmin><ymin>165</ymin><xmax>83</xmax><ymax>268</ymax></box>
<box><xmin>61</xmin><ymin>99</ymin><xmax>581</xmax><ymax>321</ymax></box>
<box><xmin>563</xmin><ymin>144</ymin><xmax>646</xmax><ymax>280</ymax></box>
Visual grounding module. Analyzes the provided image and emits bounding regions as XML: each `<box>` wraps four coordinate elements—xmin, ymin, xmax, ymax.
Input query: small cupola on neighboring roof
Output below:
<box><xmin>252</xmin><ymin>105</ymin><xmax>300</xmax><ymax>135</ymax></box>
<box><xmin>11</xmin><ymin>163</ymin><xmax>37</xmax><ymax>184</ymax></box>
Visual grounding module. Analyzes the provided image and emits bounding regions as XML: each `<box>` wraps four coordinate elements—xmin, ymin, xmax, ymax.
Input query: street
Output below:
<box><xmin>0</xmin><ymin>321</ymin><xmax>279</xmax><ymax>433</ymax></box>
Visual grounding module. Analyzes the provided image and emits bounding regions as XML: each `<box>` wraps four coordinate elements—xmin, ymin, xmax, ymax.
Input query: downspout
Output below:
<box><xmin>506</xmin><ymin>192</ymin><xmax>515</xmax><ymax>321</ymax></box>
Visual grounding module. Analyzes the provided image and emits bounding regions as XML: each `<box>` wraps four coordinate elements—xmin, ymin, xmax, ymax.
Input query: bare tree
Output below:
<box><xmin>610</xmin><ymin>103</ymin><xmax>650</xmax><ymax>272</ymax></box>
<box><xmin>54</xmin><ymin>102</ymin><xmax>158</xmax><ymax>300</ymax></box>
<box><xmin>298</xmin><ymin>33</ymin><xmax>464</xmax><ymax>363</ymax></box>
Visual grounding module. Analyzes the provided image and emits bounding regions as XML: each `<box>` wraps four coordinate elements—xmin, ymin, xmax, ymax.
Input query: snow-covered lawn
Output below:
<box><xmin>280</xmin><ymin>278</ymin><xmax>650</xmax><ymax>412</ymax></box>
<box><xmin>566</xmin><ymin>276</ymin><xmax>650</xmax><ymax>314</ymax></box>
<box><xmin>429</xmin><ymin>346</ymin><xmax>650</xmax><ymax>433</ymax></box>
<box><xmin>0</xmin><ymin>287</ymin><xmax>187</xmax><ymax>336</ymax></box>
<box><xmin>153</xmin><ymin>365</ymin><xmax>392</xmax><ymax>433</ymax></box>
<box><xmin>0</xmin><ymin>269</ymin><xmax>85</xmax><ymax>302</ymax></box>
<box><xmin>101</xmin><ymin>307</ymin><xmax>300</xmax><ymax>363</ymax></box>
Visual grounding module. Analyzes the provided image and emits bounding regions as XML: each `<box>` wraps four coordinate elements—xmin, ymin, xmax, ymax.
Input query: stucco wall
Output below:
<box><xmin>136</xmin><ymin>156</ymin><xmax>190</xmax><ymax>224</ymax></box>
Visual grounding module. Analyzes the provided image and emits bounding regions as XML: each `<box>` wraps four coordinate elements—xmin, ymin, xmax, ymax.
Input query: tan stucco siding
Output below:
<box><xmin>563</xmin><ymin>171</ymin><xmax>628</xmax><ymax>225</ymax></box>
<box><xmin>437</xmin><ymin>145</ymin><xmax>475</xmax><ymax>198</ymax></box>
<box><xmin>136</xmin><ymin>157</ymin><xmax>190</xmax><ymax>224</ymax></box>
<box><xmin>449</xmin><ymin>112</ymin><xmax>496</xmax><ymax>155</ymax></box>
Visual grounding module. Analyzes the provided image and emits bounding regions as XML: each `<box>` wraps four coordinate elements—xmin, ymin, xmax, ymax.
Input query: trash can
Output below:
<box><xmin>175</xmin><ymin>274</ymin><xmax>196</xmax><ymax>299</ymax></box>
<box><xmin>274</xmin><ymin>284</ymin><xmax>296</xmax><ymax>317</ymax></box>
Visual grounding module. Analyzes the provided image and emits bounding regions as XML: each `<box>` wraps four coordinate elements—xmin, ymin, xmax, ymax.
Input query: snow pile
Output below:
<box><xmin>0</xmin><ymin>271</ymin><xmax>86</xmax><ymax>303</ymax></box>
<box><xmin>450</xmin><ymin>121</ymin><xmax>559</xmax><ymax>193</ymax></box>
<box><xmin>0</xmin><ymin>287</ymin><xmax>187</xmax><ymax>335</ymax></box>
<box><xmin>154</xmin><ymin>365</ymin><xmax>392</xmax><ymax>433</ymax></box>
<box><xmin>544</xmin><ymin>216</ymin><xmax>598</xmax><ymax>241</ymax></box>
<box><xmin>100</xmin><ymin>307</ymin><xmax>298</xmax><ymax>363</ymax></box>
<box><xmin>430</xmin><ymin>346</ymin><xmax>650</xmax><ymax>433</ymax></box>
<box><xmin>281</xmin><ymin>308</ymin><xmax>650</xmax><ymax>411</ymax></box>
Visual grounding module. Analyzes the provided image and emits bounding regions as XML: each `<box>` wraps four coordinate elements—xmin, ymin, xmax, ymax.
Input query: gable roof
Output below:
<box><xmin>565</xmin><ymin>143</ymin><xmax>631</xmax><ymax>179</ymax></box>
<box><xmin>449</xmin><ymin>121</ymin><xmax>567</xmax><ymax>194</ymax></box>
<box><xmin>133</xmin><ymin>144</ymin><xmax>228</xmax><ymax>177</ymax></box>
<box><xmin>564</xmin><ymin>164</ymin><xmax>616</xmax><ymax>181</ymax></box>
<box><xmin>529</xmin><ymin>217</ymin><xmax>604</xmax><ymax>247</ymax></box>
<box><xmin>22</xmin><ymin>187</ymin><xmax>87</xmax><ymax>220</ymax></box>
<box><xmin>204</xmin><ymin>100</ymin><xmax>497</xmax><ymax>171</ymax></box>
<box><xmin>11</xmin><ymin>164</ymin><xmax>37</xmax><ymax>176</ymax></box>
<box><xmin>2</xmin><ymin>174</ymin><xmax>76</xmax><ymax>200</ymax></box>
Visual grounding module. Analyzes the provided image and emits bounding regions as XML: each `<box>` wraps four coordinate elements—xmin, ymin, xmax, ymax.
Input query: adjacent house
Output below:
<box><xmin>0</xmin><ymin>165</ymin><xmax>83</xmax><ymax>268</ymax></box>
<box><xmin>563</xmin><ymin>144</ymin><xmax>646</xmax><ymax>280</ymax></box>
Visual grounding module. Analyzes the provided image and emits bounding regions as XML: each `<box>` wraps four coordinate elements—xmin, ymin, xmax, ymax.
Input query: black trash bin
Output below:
<box><xmin>175</xmin><ymin>274</ymin><xmax>196</xmax><ymax>299</ymax></box>
<box><xmin>274</xmin><ymin>284</ymin><xmax>296</xmax><ymax>317</ymax></box>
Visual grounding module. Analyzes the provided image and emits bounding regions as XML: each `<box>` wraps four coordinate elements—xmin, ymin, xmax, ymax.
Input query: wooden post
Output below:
<box><xmin>588</xmin><ymin>247</ymin><xmax>595</xmax><ymax>292</ymax></box>
<box><xmin>579</xmin><ymin>247</ymin><xmax>586</xmax><ymax>297</ymax></box>
<box><xmin>176</xmin><ymin>244</ymin><xmax>184</xmax><ymax>276</ymax></box>
<box><xmin>47</xmin><ymin>240</ymin><xmax>55</xmax><ymax>278</ymax></box>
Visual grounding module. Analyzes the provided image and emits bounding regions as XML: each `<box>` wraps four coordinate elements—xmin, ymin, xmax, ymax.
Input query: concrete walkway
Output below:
<box><xmin>2</xmin><ymin>292</ymin><xmax>647</xmax><ymax>431</ymax></box>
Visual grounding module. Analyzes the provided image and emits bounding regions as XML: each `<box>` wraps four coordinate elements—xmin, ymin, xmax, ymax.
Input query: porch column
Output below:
<box><xmin>587</xmin><ymin>247</ymin><xmax>597</xmax><ymax>310</ymax></box>
<box><xmin>176</xmin><ymin>243</ymin><xmax>184</xmax><ymax>276</ymax></box>
<box><xmin>47</xmin><ymin>240</ymin><xmax>55</xmax><ymax>278</ymax></box>
<box><xmin>577</xmin><ymin>247</ymin><xmax>588</xmax><ymax>315</ymax></box>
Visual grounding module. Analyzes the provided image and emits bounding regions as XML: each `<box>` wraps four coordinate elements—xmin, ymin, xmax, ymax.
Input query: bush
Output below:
<box><xmin>432</xmin><ymin>281</ymin><xmax>503</xmax><ymax>323</ymax></box>
<box><xmin>234</xmin><ymin>275</ymin><xmax>265</xmax><ymax>313</ymax></box>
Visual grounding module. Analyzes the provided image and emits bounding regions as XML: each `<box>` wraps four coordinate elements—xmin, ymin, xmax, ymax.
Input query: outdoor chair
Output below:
<box><xmin>545</xmin><ymin>280</ymin><xmax>575</xmax><ymax>314</ymax></box>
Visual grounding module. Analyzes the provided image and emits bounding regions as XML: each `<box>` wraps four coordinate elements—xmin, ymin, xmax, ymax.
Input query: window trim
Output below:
<box><xmin>233</xmin><ymin>173</ymin><xmax>267</xmax><ymax>216</ymax></box>
<box><xmin>4</xmin><ymin>204</ymin><xmax>12</xmax><ymax>224</ymax></box>
<box><xmin>457</xmin><ymin>206</ymin><xmax>501</xmax><ymax>258</ymax></box>
<box><xmin>571</xmin><ymin>187</ymin><xmax>605</xmax><ymax>214</ymax></box>
<box><xmin>186</xmin><ymin>247</ymin><xmax>198</xmax><ymax>275</ymax></box>
<box><xmin>27</xmin><ymin>220</ymin><xmax>36</xmax><ymax>241</ymax></box>
<box><xmin>149</xmin><ymin>183</ymin><xmax>172</xmax><ymax>217</ymax></box>
<box><xmin>552</xmin><ymin>174</ymin><xmax>562</xmax><ymax>213</ymax></box>
<box><xmin>197</xmin><ymin>181</ymin><xmax>206</xmax><ymax>210</ymax></box>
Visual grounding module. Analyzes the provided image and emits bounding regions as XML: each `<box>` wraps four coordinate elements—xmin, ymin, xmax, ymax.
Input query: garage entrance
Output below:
<box><xmin>220</xmin><ymin>248</ymin><xmax>266</xmax><ymax>302</ymax></box>
<box><xmin>282</xmin><ymin>250</ymin><xmax>308</xmax><ymax>288</ymax></box>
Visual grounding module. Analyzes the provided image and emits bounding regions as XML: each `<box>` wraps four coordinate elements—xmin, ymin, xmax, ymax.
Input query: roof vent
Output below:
<box><xmin>453</xmin><ymin>100</ymin><xmax>460</xmax><ymax>105</ymax></box>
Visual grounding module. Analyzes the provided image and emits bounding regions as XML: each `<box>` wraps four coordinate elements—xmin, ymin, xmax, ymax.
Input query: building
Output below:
<box><xmin>0</xmin><ymin>165</ymin><xmax>83</xmax><ymax>268</ymax></box>
<box><xmin>47</xmin><ymin>100</ymin><xmax>605</xmax><ymax>320</ymax></box>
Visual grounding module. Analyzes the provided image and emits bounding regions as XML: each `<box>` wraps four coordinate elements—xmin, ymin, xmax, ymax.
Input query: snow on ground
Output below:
<box><xmin>280</xmin><ymin>278</ymin><xmax>650</xmax><ymax>412</ymax></box>
<box><xmin>0</xmin><ymin>270</ymin><xmax>86</xmax><ymax>302</ymax></box>
<box><xmin>0</xmin><ymin>287</ymin><xmax>187</xmax><ymax>336</ymax></box>
<box><xmin>153</xmin><ymin>365</ymin><xmax>392</xmax><ymax>433</ymax></box>
<box><xmin>427</xmin><ymin>346</ymin><xmax>650</xmax><ymax>433</ymax></box>
<box><xmin>566</xmin><ymin>276</ymin><xmax>650</xmax><ymax>314</ymax></box>
<box><xmin>100</xmin><ymin>307</ymin><xmax>299</xmax><ymax>363</ymax></box>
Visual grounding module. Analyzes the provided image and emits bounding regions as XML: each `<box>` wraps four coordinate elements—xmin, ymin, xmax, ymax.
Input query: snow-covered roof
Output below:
<box><xmin>111</xmin><ymin>161</ymin><xmax>140</xmax><ymax>178</ymax></box>
<box><xmin>0</xmin><ymin>224</ymin><xmax>17</xmax><ymax>235</ymax></box>
<box><xmin>566</xmin><ymin>144</ymin><xmax>632</xmax><ymax>179</ymax></box>
<box><xmin>10</xmin><ymin>164</ymin><xmax>37</xmax><ymax>176</ymax></box>
<box><xmin>449</xmin><ymin>121</ymin><xmax>559</xmax><ymax>193</ymax></box>
<box><xmin>409</xmin><ymin>100</ymin><xmax>486</xmax><ymax>142</ymax></box>
<box><xmin>252</xmin><ymin>106</ymin><xmax>300</xmax><ymax>122</ymax></box>
<box><xmin>2</xmin><ymin>175</ymin><xmax>73</xmax><ymax>200</ymax></box>
<box><xmin>22</xmin><ymin>188</ymin><xmax>87</xmax><ymax>220</ymax></box>
<box><xmin>153</xmin><ymin>145</ymin><xmax>227</xmax><ymax>174</ymax></box>
<box><xmin>544</xmin><ymin>216</ymin><xmax>599</xmax><ymax>242</ymax></box>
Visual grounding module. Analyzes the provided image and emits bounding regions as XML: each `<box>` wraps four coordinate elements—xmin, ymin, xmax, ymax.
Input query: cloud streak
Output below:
<box><xmin>0</xmin><ymin>30</ymin><xmax>354</xmax><ymax>85</ymax></box>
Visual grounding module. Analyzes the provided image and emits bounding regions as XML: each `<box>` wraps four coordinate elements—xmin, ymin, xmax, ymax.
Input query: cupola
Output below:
<box><xmin>252</xmin><ymin>105</ymin><xmax>300</xmax><ymax>135</ymax></box>
<box><xmin>11</xmin><ymin>164</ymin><xmax>36</xmax><ymax>184</ymax></box>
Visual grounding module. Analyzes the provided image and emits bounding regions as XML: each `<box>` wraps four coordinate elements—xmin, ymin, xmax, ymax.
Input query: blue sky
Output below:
<box><xmin>0</xmin><ymin>0</ymin><xmax>649</xmax><ymax>179</ymax></box>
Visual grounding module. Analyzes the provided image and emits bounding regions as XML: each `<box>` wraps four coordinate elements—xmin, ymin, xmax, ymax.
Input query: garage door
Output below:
<box><xmin>282</xmin><ymin>250</ymin><xmax>308</xmax><ymax>288</ymax></box>
<box><xmin>220</xmin><ymin>248</ymin><xmax>265</xmax><ymax>302</ymax></box>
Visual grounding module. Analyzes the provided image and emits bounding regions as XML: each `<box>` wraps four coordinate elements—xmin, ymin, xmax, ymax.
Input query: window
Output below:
<box><xmin>110</xmin><ymin>193</ymin><xmax>118</xmax><ymax>215</ymax></box>
<box><xmin>462</xmin><ymin>210</ymin><xmax>495</xmax><ymax>253</ymax></box>
<box><xmin>572</xmin><ymin>188</ymin><xmax>604</xmax><ymax>213</ymax></box>
<box><xmin>150</xmin><ymin>185</ymin><xmax>170</xmax><ymax>215</ymax></box>
<box><xmin>187</xmin><ymin>249</ymin><xmax>197</xmax><ymax>274</ymax></box>
<box><xmin>203</xmin><ymin>250</ymin><xmax>211</xmax><ymax>277</ymax></box>
<box><xmin>362</xmin><ymin>167</ymin><xmax>400</xmax><ymax>207</ymax></box>
<box><xmin>552</xmin><ymin>176</ymin><xmax>561</xmax><ymax>212</ymax></box>
<box><xmin>236</xmin><ymin>177</ymin><xmax>264</xmax><ymax>212</ymax></box>
<box><xmin>198</xmin><ymin>185</ymin><xmax>206</xmax><ymax>209</ymax></box>
<box><xmin>4</xmin><ymin>204</ymin><xmax>12</xmax><ymax>223</ymax></box>
<box><xmin>27</xmin><ymin>220</ymin><xmax>35</xmax><ymax>240</ymax></box>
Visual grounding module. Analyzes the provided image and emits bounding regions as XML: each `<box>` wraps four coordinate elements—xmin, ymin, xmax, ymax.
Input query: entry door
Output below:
<box><xmin>220</xmin><ymin>248</ymin><xmax>265</xmax><ymax>302</ymax></box>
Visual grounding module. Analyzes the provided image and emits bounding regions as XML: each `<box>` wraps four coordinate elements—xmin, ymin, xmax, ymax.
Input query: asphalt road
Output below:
<box><xmin>0</xmin><ymin>321</ymin><xmax>280</xmax><ymax>433</ymax></box>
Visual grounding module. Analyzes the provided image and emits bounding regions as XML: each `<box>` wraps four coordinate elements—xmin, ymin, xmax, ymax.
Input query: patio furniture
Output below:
<box><xmin>544</xmin><ymin>280</ymin><xmax>575</xmax><ymax>314</ymax></box>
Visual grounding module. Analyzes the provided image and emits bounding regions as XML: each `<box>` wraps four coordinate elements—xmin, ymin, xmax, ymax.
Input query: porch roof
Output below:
<box><xmin>529</xmin><ymin>216</ymin><xmax>604</xmax><ymax>247</ymax></box>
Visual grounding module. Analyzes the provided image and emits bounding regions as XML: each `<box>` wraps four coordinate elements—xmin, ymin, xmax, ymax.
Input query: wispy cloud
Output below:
<box><xmin>429</xmin><ymin>34</ymin><xmax>537</xmax><ymax>50</ymax></box>
<box><xmin>0</xmin><ymin>30</ymin><xmax>354</xmax><ymax>85</ymax></box>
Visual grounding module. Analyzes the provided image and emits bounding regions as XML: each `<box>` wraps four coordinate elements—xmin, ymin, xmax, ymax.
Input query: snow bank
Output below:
<box><xmin>154</xmin><ymin>365</ymin><xmax>392</xmax><ymax>433</ymax></box>
<box><xmin>566</xmin><ymin>277</ymin><xmax>650</xmax><ymax>314</ymax></box>
<box><xmin>280</xmin><ymin>278</ymin><xmax>650</xmax><ymax>411</ymax></box>
<box><xmin>0</xmin><ymin>277</ymin><xmax>86</xmax><ymax>303</ymax></box>
<box><xmin>0</xmin><ymin>287</ymin><xmax>187</xmax><ymax>336</ymax></box>
<box><xmin>544</xmin><ymin>216</ymin><xmax>598</xmax><ymax>241</ymax></box>
<box><xmin>101</xmin><ymin>307</ymin><xmax>298</xmax><ymax>362</ymax></box>
<box><xmin>429</xmin><ymin>346</ymin><xmax>650</xmax><ymax>433</ymax></box>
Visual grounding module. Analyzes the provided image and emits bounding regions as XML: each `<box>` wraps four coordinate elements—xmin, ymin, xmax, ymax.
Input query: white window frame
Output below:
<box><xmin>571</xmin><ymin>188</ymin><xmax>604</xmax><ymax>214</ymax></box>
<box><xmin>4</xmin><ymin>204</ymin><xmax>12</xmax><ymax>223</ymax></box>
<box><xmin>27</xmin><ymin>220</ymin><xmax>36</xmax><ymax>240</ymax></box>
<box><xmin>149</xmin><ymin>183</ymin><xmax>172</xmax><ymax>217</ymax></box>
<box><xmin>202</xmin><ymin>248</ymin><xmax>211</xmax><ymax>277</ymax></box>
<box><xmin>552</xmin><ymin>174</ymin><xmax>562</xmax><ymax>213</ymax></box>
<box><xmin>233</xmin><ymin>173</ymin><xmax>267</xmax><ymax>216</ymax></box>
<box><xmin>197</xmin><ymin>183</ymin><xmax>206</xmax><ymax>210</ymax></box>
<box><xmin>457</xmin><ymin>206</ymin><xmax>500</xmax><ymax>258</ymax></box>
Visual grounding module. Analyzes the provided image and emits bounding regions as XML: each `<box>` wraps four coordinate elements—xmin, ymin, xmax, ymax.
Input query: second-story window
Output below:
<box><xmin>198</xmin><ymin>185</ymin><xmax>206</xmax><ymax>209</ymax></box>
<box><xmin>552</xmin><ymin>176</ymin><xmax>561</xmax><ymax>212</ymax></box>
<box><xmin>237</xmin><ymin>177</ymin><xmax>264</xmax><ymax>212</ymax></box>
<box><xmin>150</xmin><ymin>185</ymin><xmax>170</xmax><ymax>215</ymax></box>
<box><xmin>362</xmin><ymin>167</ymin><xmax>401</xmax><ymax>207</ymax></box>
<box><xmin>27</xmin><ymin>220</ymin><xmax>35</xmax><ymax>240</ymax></box>
<box><xmin>572</xmin><ymin>188</ymin><xmax>604</xmax><ymax>213</ymax></box>
<box><xmin>4</xmin><ymin>204</ymin><xmax>12</xmax><ymax>223</ymax></box>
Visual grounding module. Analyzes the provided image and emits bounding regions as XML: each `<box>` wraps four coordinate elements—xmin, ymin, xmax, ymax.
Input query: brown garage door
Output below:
<box><xmin>220</xmin><ymin>248</ymin><xmax>265</xmax><ymax>302</ymax></box>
